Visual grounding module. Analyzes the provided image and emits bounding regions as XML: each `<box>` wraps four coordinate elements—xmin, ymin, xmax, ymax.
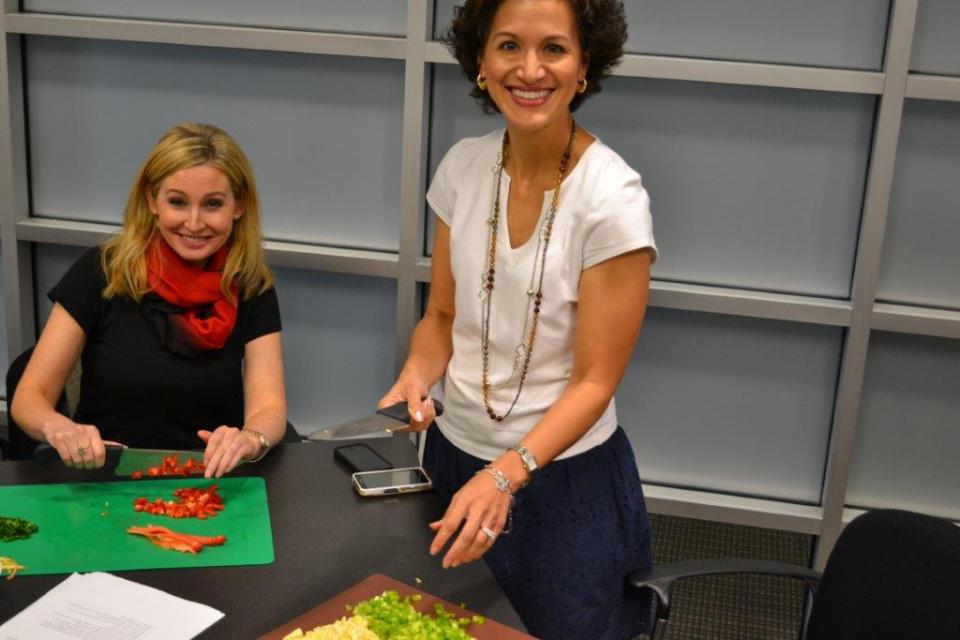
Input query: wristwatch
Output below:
<box><xmin>512</xmin><ymin>444</ymin><xmax>539</xmax><ymax>474</ymax></box>
<box><xmin>243</xmin><ymin>428</ymin><xmax>271</xmax><ymax>463</ymax></box>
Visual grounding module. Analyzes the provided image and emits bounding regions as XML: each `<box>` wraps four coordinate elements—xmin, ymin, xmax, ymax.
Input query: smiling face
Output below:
<box><xmin>146</xmin><ymin>164</ymin><xmax>242</xmax><ymax>267</ymax></box>
<box><xmin>479</xmin><ymin>0</ymin><xmax>587</xmax><ymax>135</ymax></box>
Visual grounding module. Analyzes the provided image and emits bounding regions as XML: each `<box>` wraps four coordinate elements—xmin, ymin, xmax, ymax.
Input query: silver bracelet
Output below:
<box><xmin>478</xmin><ymin>465</ymin><xmax>511</xmax><ymax>494</ymax></box>
<box><xmin>475</xmin><ymin>467</ymin><xmax>516</xmax><ymax>534</ymax></box>
<box><xmin>242</xmin><ymin>428</ymin><xmax>271</xmax><ymax>463</ymax></box>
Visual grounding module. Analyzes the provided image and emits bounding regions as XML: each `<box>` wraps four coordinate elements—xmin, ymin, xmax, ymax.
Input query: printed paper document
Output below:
<box><xmin>0</xmin><ymin>571</ymin><xmax>223</xmax><ymax>639</ymax></box>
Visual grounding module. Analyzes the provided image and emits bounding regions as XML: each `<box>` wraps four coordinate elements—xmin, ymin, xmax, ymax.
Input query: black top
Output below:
<box><xmin>49</xmin><ymin>247</ymin><xmax>281</xmax><ymax>450</ymax></box>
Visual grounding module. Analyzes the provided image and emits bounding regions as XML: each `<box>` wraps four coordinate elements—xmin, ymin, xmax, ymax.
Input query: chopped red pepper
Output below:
<box><xmin>132</xmin><ymin>484</ymin><xmax>225</xmax><ymax>519</ymax></box>
<box><xmin>127</xmin><ymin>525</ymin><xmax>226</xmax><ymax>553</ymax></box>
<box><xmin>131</xmin><ymin>455</ymin><xmax>205</xmax><ymax>479</ymax></box>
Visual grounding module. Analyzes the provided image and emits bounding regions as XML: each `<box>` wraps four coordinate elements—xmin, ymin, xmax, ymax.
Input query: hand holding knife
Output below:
<box><xmin>308</xmin><ymin>398</ymin><xmax>445</xmax><ymax>441</ymax></box>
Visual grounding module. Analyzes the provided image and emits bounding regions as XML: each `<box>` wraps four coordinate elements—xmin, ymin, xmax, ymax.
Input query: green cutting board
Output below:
<box><xmin>0</xmin><ymin>477</ymin><xmax>274</xmax><ymax>575</ymax></box>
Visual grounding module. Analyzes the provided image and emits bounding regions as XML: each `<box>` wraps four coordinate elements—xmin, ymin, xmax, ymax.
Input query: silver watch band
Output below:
<box><xmin>513</xmin><ymin>444</ymin><xmax>539</xmax><ymax>473</ymax></box>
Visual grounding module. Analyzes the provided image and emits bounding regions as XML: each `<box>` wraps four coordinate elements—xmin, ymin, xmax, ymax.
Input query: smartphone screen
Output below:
<box><xmin>354</xmin><ymin>467</ymin><xmax>431</xmax><ymax>490</ymax></box>
<box><xmin>334</xmin><ymin>444</ymin><xmax>393</xmax><ymax>472</ymax></box>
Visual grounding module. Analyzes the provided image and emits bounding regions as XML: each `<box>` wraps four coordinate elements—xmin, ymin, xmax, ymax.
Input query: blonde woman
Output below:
<box><xmin>11</xmin><ymin>123</ymin><xmax>286</xmax><ymax>478</ymax></box>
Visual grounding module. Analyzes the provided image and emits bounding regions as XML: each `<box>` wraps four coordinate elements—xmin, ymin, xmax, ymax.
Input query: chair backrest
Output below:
<box><xmin>806</xmin><ymin>509</ymin><xmax>960</xmax><ymax>640</ymax></box>
<box><xmin>4</xmin><ymin>346</ymin><xmax>73</xmax><ymax>460</ymax></box>
<box><xmin>5</xmin><ymin>347</ymin><xmax>43</xmax><ymax>460</ymax></box>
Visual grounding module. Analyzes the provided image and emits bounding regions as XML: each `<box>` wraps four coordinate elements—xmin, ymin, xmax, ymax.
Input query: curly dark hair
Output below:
<box><xmin>445</xmin><ymin>0</ymin><xmax>627</xmax><ymax>114</ymax></box>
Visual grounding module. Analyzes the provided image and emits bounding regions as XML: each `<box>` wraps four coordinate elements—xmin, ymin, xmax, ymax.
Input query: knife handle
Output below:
<box><xmin>34</xmin><ymin>442</ymin><xmax>125</xmax><ymax>466</ymax></box>
<box><xmin>33</xmin><ymin>443</ymin><xmax>60</xmax><ymax>462</ymax></box>
<box><xmin>377</xmin><ymin>397</ymin><xmax>445</xmax><ymax>422</ymax></box>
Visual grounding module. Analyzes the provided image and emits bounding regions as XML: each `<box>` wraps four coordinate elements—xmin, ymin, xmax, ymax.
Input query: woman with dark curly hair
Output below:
<box><xmin>380</xmin><ymin>1</ymin><xmax>657</xmax><ymax>637</ymax></box>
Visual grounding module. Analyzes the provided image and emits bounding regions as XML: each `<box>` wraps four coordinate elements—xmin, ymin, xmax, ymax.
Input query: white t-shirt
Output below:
<box><xmin>426</xmin><ymin>129</ymin><xmax>657</xmax><ymax>461</ymax></box>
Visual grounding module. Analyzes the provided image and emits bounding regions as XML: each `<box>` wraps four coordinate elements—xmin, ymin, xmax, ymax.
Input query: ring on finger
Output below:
<box><xmin>480</xmin><ymin>526</ymin><xmax>497</xmax><ymax>542</ymax></box>
<box><xmin>78</xmin><ymin>445</ymin><xmax>88</xmax><ymax>457</ymax></box>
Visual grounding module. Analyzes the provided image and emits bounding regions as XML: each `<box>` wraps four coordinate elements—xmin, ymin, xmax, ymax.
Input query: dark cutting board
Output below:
<box><xmin>0</xmin><ymin>477</ymin><xmax>273</xmax><ymax>575</ymax></box>
<box><xmin>258</xmin><ymin>574</ymin><xmax>533</xmax><ymax>639</ymax></box>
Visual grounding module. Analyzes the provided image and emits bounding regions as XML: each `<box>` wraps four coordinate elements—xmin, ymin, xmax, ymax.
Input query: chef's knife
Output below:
<box><xmin>307</xmin><ymin>399</ymin><xmax>445</xmax><ymax>441</ymax></box>
<box><xmin>34</xmin><ymin>443</ymin><xmax>205</xmax><ymax>476</ymax></box>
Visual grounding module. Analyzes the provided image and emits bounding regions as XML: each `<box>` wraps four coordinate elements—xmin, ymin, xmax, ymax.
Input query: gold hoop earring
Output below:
<box><xmin>476</xmin><ymin>73</ymin><xmax>487</xmax><ymax>91</ymax></box>
<box><xmin>577</xmin><ymin>78</ymin><xmax>588</xmax><ymax>94</ymax></box>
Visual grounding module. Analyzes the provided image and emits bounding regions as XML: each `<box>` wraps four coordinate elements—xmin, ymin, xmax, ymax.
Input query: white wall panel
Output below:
<box><xmin>433</xmin><ymin>0</ymin><xmax>889</xmax><ymax>70</ymax></box>
<box><xmin>847</xmin><ymin>332</ymin><xmax>960</xmax><ymax>521</ymax></box>
<box><xmin>911</xmin><ymin>0</ymin><xmax>960</xmax><ymax>75</ymax></box>
<box><xmin>618</xmin><ymin>308</ymin><xmax>841</xmax><ymax>503</ymax></box>
<box><xmin>24</xmin><ymin>1</ymin><xmax>407</xmax><ymax>36</ymax></box>
<box><xmin>26</xmin><ymin>37</ymin><xmax>405</xmax><ymax>251</ymax></box>
<box><xmin>428</xmin><ymin>66</ymin><xmax>874</xmax><ymax>298</ymax></box>
<box><xmin>579</xmin><ymin>78</ymin><xmax>874</xmax><ymax>298</ymax></box>
<box><xmin>274</xmin><ymin>267</ymin><xmax>397</xmax><ymax>433</ymax></box>
<box><xmin>876</xmin><ymin>99</ymin><xmax>960</xmax><ymax>310</ymax></box>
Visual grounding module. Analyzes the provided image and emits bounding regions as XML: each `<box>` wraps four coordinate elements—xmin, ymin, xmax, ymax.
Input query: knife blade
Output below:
<box><xmin>34</xmin><ymin>443</ymin><xmax>204</xmax><ymax>476</ymax></box>
<box><xmin>307</xmin><ymin>399</ymin><xmax>445</xmax><ymax>441</ymax></box>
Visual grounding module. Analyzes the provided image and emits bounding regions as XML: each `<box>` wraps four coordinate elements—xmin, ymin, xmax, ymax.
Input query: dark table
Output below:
<box><xmin>0</xmin><ymin>439</ymin><xmax>525</xmax><ymax>637</ymax></box>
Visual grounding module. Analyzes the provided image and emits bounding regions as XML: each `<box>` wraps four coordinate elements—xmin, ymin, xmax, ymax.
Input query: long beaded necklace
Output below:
<box><xmin>480</xmin><ymin>119</ymin><xmax>578</xmax><ymax>422</ymax></box>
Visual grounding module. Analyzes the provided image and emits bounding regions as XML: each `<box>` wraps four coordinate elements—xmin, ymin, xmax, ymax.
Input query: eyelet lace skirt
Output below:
<box><xmin>423</xmin><ymin>425</ymin><xmax>654</xmax><ymax>640</ymax></box>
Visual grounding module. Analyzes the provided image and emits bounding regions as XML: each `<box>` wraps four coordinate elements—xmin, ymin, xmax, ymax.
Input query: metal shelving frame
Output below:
<box><xmin>1</xmin><ymin>0</ymin><xmax>956</xmax><ymax>568</ymax></box>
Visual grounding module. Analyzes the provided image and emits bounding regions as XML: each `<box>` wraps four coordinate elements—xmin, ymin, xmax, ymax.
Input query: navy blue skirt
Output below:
<box><xmin>423</xmin><ymin>425</ymin><xmax>653</xmax><ymax>640</ymax></box>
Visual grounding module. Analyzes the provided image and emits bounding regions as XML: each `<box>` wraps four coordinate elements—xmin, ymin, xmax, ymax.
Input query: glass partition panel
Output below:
<box><xmin>27</xmin><ymin>37</ymin><xmax>404</xmax><ymax>251</ymax></box>
<box><xmin>24</xmin><ymin>0</ymin><xmax>407</xmax><ymax>36</ymax></box>
<box><xmin>428</xmin><ymin>65</ymin><xmax>874</xmax><ymax>298</ymax></box>
<box><xmin>618</xmin><ymin>308</ymin><xmax>842</xmax><ymax>503</ymax></box>
<box><xmin>910</xmin><ymin>0</ymin><xmax>960</xmax><ymax>75</ymax></box>
<box><xmin>273</xmin><ymin>267</ymin><xmax>397</xmax><ymax>433</ymax></box>
<box><xmin>847</xmin><ymin>332</ymin><xmax>960</xmax><ymax>521</ymax></box>
<box><xmin>433</xmin><ymin>0</ymin><xmax>888</xmax><ymax>70</ymax></box>
<box><xmin>876</xmin><ymin>99</ymin><xmax>960</xmax><ymax>310</ymax></box>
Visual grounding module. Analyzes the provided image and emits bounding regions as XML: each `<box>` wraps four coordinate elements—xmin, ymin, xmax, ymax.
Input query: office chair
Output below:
<box><xmin>3</xmin><ymin>347</ymin><xmax>70</xmax><ymax>460</ymax></box>
<box><xmin>630</xmin><ymin>509</ymin><xmax>960</xmax><ymax>639</ymax></box>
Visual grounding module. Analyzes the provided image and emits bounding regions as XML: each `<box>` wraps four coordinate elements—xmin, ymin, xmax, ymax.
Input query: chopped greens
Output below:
<box><xmin>0</xmin><ymin>516</ymin><xmax>38</xmax><ymax>542</ymax></box>
<box><xmin>348</xmin><ymin>590</ymin><xmax>484</xmax><ymax>640</ymax></box>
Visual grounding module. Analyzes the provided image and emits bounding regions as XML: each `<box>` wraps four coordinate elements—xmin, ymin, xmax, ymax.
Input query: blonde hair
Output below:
<box><xmin>101</xmin><ymin>122</ymin><xmax>274</xmax><ymax>303</ymax></box>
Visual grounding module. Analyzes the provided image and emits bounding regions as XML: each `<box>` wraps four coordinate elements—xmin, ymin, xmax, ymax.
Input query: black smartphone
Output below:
<box><xmin>334</xmin><ymin>443</ymin><xmax>393</xmax><ymax>473</ymax></box>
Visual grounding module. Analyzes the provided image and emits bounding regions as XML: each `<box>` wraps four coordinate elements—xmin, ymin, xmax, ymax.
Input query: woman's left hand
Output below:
<box><xmin>429</xmin><ymin>471</ymin><xmax>512</xmax><ymax>568</ymax></box>
<box><xmin>198</xmin><ymin>426</ymin><xmax>260</xmax><ymax>478</ymax></box>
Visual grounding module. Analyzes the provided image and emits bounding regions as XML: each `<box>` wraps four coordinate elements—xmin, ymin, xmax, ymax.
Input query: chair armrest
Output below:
<box><xmin>629</xmin><ymin>559</ymin><xmax>821</xmax><ymax>624</ymax></box>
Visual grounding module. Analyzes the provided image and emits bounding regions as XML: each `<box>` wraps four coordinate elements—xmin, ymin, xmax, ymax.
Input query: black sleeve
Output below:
<box><xmin>48</xmin><ymin>247</ymin><xmax>107</xmax><ymax>336</ymax></box>
<box><xmin>238</xmin><ymin>286</ymin><xmax>282</xmax><ymax>344</ymax></box>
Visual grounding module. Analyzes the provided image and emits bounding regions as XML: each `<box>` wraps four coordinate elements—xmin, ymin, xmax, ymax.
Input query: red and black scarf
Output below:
<box><xmin>142</xmin><ymin>238</ymin><xmax>238</xmax><ymax>358</ymax></box>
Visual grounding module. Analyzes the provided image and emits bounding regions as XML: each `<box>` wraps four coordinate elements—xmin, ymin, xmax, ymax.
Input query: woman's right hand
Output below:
<box><xmin>378</xmin><ymin>374</ymin><xmax>436</xmax><ymax>433</ymax></box>
<box><xmin>41</xmin><ymin>419</ymin><xmax>108</xmax><ymax>469</ymax></box>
